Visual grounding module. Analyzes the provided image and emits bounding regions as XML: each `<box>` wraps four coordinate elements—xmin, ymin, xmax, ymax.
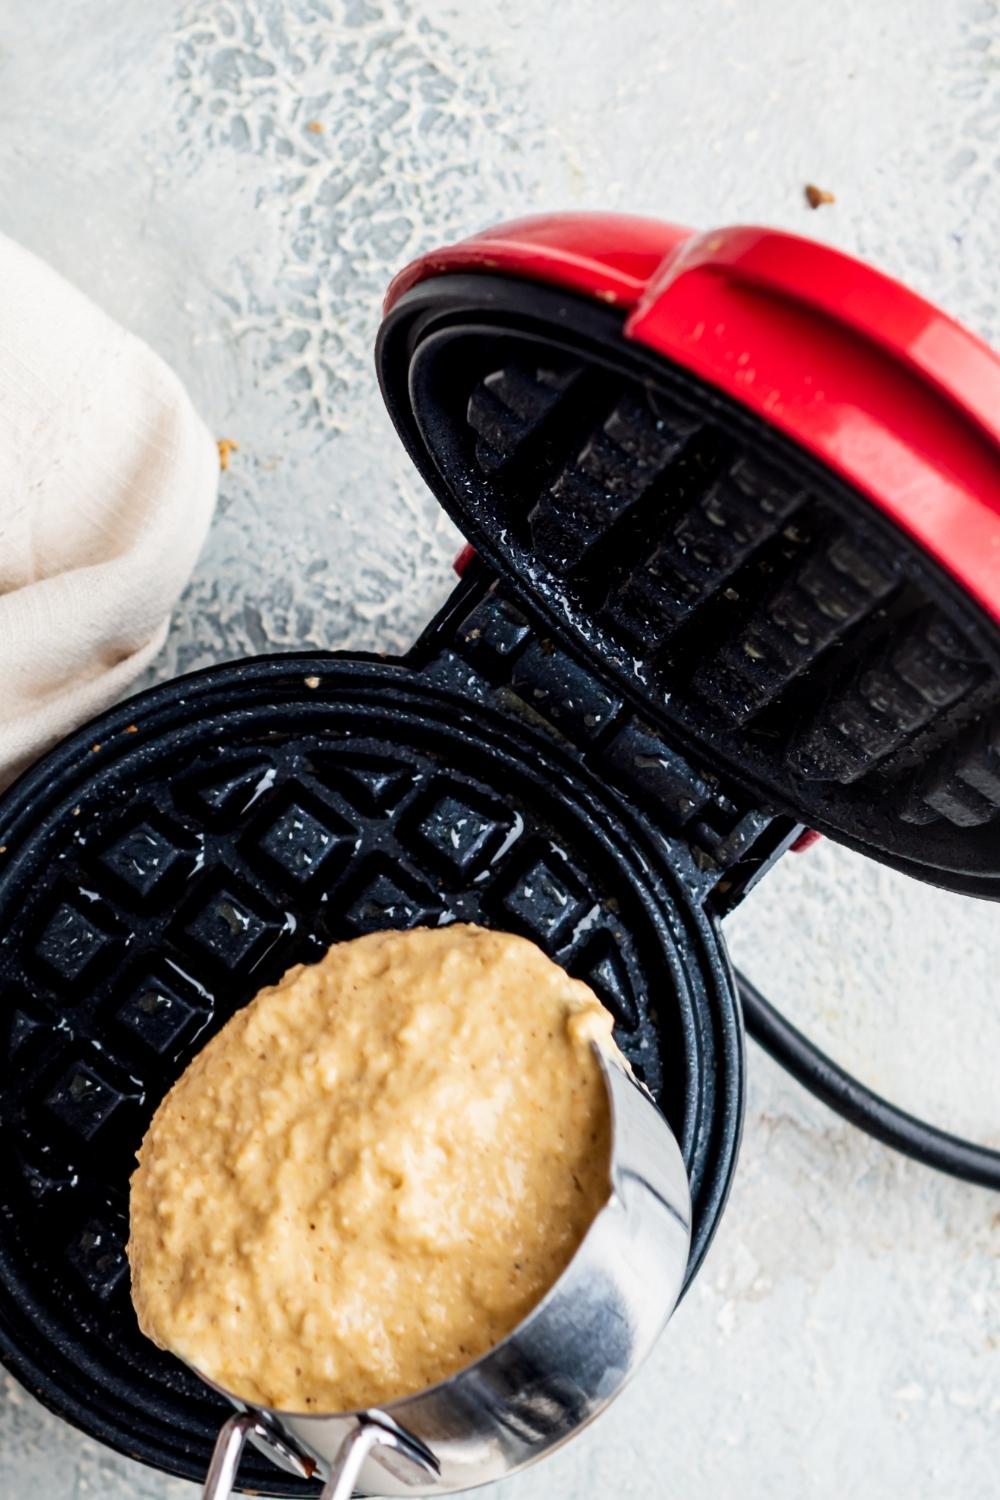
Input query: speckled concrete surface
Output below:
<box><xmin>0</xmin><ymin>1</ymin><xmax>998</xmax><ymax>1496</ymax></box>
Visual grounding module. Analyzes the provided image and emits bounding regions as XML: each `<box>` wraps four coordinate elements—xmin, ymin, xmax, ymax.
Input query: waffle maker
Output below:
<box><xmin>0</xmin><ymin>214</ymin><xmax>997</xmax><ymax>1493</ymax></box>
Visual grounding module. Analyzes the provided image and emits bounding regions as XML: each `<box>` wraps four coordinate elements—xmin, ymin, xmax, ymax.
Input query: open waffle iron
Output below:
<box><xmin>0</xmin><ymin>214</ymin><xmax>997</xmax><ymax>1492</ymax></box>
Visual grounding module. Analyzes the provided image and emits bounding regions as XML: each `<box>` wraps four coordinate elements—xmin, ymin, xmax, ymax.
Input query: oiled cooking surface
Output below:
<box><xmin>127</xmin><ymin>924</ymin><xmax>614</xmax><ymax>1412</ymax></box>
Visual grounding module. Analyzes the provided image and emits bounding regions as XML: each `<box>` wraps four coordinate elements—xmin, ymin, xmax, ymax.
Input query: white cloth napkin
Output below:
<box><xmin>0</xmin><ymin>233</ymin><xmax>219</xmax><ymax>792</ymax></box>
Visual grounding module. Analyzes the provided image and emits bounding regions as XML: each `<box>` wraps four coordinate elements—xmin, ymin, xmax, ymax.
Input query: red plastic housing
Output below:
<box><xmin>386</xmin><ymin>213</ymin><xmax>1000</xmax><ymax>627</ymax></box>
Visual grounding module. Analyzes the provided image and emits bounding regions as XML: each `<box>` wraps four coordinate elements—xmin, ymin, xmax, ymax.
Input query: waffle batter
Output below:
<box><xmin>127</xmin><ymin>924</ymin><xmax>615</xmax><ymax>1412</ymax></box>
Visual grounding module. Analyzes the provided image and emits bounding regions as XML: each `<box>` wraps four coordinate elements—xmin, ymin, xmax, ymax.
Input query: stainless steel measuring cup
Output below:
<box><xmin>200</xmin><ymin>1045</ymin><xmax>692</xmax><ymax>1499</ymax></box>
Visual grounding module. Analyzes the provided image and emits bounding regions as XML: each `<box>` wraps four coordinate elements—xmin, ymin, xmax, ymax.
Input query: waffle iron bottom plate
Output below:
<box><xmin>0</xmin><ymin>655</ymin><xmax>741</xmax><ymax>1492</ymax></box>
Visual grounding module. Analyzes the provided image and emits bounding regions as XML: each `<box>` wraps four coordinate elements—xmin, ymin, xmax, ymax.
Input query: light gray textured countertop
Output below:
<box><xmin>0</xmin><ymin>2</ymin><xmax>997</xmax><ymax>1496</ymax></box>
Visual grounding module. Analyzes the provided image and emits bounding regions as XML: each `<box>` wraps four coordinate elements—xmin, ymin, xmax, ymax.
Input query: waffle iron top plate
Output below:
<box><xmin>378</xmin><ymin>219</ymin><xmax>1000</xmax><ymax>897</ymax></box>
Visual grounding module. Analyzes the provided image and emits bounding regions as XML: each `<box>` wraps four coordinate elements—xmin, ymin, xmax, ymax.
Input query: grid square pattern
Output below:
<box><xmin>343</xmin><ymin>870</ymin><xmax>438</xmax><ymax>932</ymax></box>
<box><xmin>183</xmin><ymin>887</ymin><xmax>276</xmax><ymax>968</ymax></box>
<box><xmin>100</xmin><ymin>823</ymin><xmax>184</xmax><ymax>897</ymax></box>
<box><xmin>499</xmin><ymin>854</ymin><xmax>587</xmax><ymax>942</ymax></box>
<box><xmin>415</xmin><ymin>794</ymin><xmax>503</xmax><ymax>875</ymax></box>
<box><xmin>36</xmin><ymin>904</ymin><xmax>115</xmax><ymax>983</ymax></box>
<box><xmin>66</xmin><ymin>1218</ymin><xmax>129</xmax><ymax>1300</ymax></box>
<box><xmin>117</xmin><ymin>976</ymin><xmax>199</xmax><ymax>1055</ymax></box>
<box><xmin>45</xmin><ymin>1062</ymin><xmax>123</xmax><ymax>1140</ymax></box>
<box><xmin>258</xmin><ymin>800</ymin><xmax>355</xmax><ymax>882</ymax></box>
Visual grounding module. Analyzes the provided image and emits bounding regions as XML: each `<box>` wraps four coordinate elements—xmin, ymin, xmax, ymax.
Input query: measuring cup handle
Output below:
<box><xmin>319</xmin><ymin>1416</ymin><xmax>440</xmax><ymax>1500</ymax></box>
<box><xmin>202</xmin><ymin>1410</ymin><xmax>318</xmax><ymax>1499</ymax></box>
<box><xmin>202</xmin><ymin>1409</ymin><xmax>439</xmax><ymax>1500</ymax></box>
<box><xmin>202</xmin><ymin>1412</ymin><xmax>263</xmax><ymax>1500</ymax></box>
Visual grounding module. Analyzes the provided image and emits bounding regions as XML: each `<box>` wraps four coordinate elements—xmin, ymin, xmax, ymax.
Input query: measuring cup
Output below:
<box><xmin>200</xmin><ymin>1045</ymin><xmax>692</xmax><ymax>1499</ymax></box>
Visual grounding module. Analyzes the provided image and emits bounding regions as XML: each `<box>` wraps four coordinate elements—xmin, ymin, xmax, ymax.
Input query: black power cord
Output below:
<box><xmin>735</xmin><ymin>970</ymin><xmax>1000</xmax><ymax>1192</ymax></box>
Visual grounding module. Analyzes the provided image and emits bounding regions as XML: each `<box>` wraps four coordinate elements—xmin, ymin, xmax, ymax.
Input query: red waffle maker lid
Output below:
<box><xmin>376</xmin><ymin>214</ymin><xmax>1000</xmax><ymax>898</ymax></box>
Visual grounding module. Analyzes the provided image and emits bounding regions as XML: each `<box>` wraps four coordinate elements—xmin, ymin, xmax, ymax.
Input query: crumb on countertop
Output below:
<box><xmin>805</xmin><ymin>183</ymin><xmax>836</xmax><ymax>209</ymax></box>
<box><xmin>217</xmin><ymin>438</ymin><xmax>240</xmax><ymax>471</ymax></box>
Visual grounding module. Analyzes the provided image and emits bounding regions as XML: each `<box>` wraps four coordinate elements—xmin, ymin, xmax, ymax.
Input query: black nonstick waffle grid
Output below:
<box><xmin>378</xmin><ymin>276</ymin><xmax>1000</xmax><ymax>896</ymax></box>
<box><xmin>0</xmin><ymin>658</ymin><xmax>741</xmax><ymax>1490</ymax></box>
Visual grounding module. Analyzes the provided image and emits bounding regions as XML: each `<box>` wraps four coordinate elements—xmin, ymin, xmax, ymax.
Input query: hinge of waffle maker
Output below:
<box><xmin>408</xmin><ymin>564</ymin><xmax>800</xmax><ymax>915</ymax></box>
